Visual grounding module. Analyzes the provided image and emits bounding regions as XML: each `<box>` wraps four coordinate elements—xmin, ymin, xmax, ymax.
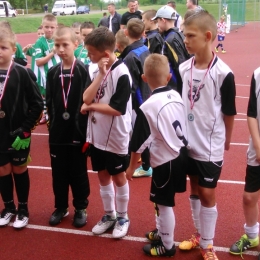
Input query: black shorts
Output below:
<box><xmin>187</xmin><ymin>157</ymin><xmax>222</xmax><ymax>188</ymax></box>
<box><xmin>90</xmin><ymin>146</ymin><xmax>128</xmax><ymax>175</ymax></box>
<box><xmin>245</xmin><ymin>165</ymin><xmax>260</xmax><ymax>192</ymax></box>
<box><xmin>0</xmin><ymin>148</ymin><xmax>30</xmax><ymax>167</ymax></box>
<box><xmin>150</xmin><ymin>149</ymin><xmax>187</xmax><ymax>207</ymax></box>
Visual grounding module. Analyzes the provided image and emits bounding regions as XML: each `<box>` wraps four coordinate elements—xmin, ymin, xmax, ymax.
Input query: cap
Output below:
<box><xmin>151</xmin><ymin>5</ymin><xmax>177</xmax><ymax>20</ymax></box>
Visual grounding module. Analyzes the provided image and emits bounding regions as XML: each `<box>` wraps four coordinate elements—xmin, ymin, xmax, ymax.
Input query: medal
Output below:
<box><xmin>62</xmin><ymin>111</ymin><xmax>70</xmax><ymax>120</ymax></box>
<box><xmin>0</xmin><ymin>110</ymin><xmax>5</xmax><ymax>118</ymax></box>
<box><xmin>188</xmin><ymin>113</ymin><xmax>194</xmax><ymax>121</ymax></box>
<box><xmin>91</xmin><ymin>116</ymin><xmax>96</xmax><ymax>123</ymax></box>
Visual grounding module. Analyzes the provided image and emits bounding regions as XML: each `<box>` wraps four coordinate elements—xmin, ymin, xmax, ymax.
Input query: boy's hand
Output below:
<box><xmin>97</xmin><ymin>58</ymin><xmax>109</xmax><ymax>76</ymax></box>
<box><xmin>80</xmin><ymin>103</ymin><xmax>91</xmax><ymax>114</ymax></box>
<box><xmin>10</xmin><ymin>127</ymin><xmax>31</xmax><ymax>150</ymax></box>
<box><xmin>126</xmin><ymin>166</ymin><xmax>136</xmax><ymax>181</ymax></box>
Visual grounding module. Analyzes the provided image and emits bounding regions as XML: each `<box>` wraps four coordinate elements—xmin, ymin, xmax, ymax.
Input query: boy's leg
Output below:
<box><xmin>69</xmin><ymin>146</ymin><xmax>90</xmax><ymax>227</ymax></box>
<box><xmin>133</xmin><ymin>148</ymin><xmax>153</xmax><ymax>177</ymax></box>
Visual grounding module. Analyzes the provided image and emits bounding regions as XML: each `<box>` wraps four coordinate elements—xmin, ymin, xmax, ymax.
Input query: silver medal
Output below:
<box><xmin>91</xmin><ymin>116</ymin><xmax>96</xmax><ymax>123</ymax></box>
<box><xmin>188</xmin><ymin>113</ymin><xmax>194</xmax><ymax>121</ymax></box>
<box><xmin>0</xmin><ymin>110</ymin><xmax>5</xmax><ymax>118</ymax></box>
<box><xmin>62</xmin><ymin>111</ymin><xmax>70</xmax><ymax>120</ymax></box>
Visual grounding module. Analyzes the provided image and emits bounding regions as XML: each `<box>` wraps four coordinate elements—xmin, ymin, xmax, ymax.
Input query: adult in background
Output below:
<box><xmin>186</xmin><ymin>0</ymin><xmax>203</xmax><ymax>11</ymax></box>
<box><xmin>107</xmin><ymin>3</ymin><xmax>121</xmax><ymax>35</ymax></box>
<box><xmin>135</xmin><ymin>0</ymin><xmax>143</xmax><ymax>13</ymax></box>
<box><xmin>167</xmin><ymin>1</ymin><xmax>182</xmax><ymax>32</ymax></box>
<box><xmin>44</xmin><ymin>4</ymin><xmax>48</xmax><ymax>13</ymax></box>
<box><xmin>120</xmin><ymin>0</ymin><xmax>142</xmax><ymax>29</ymax></box>
<box><xmin>98</xmin><ymin>12</ymin><xmax>108</xmax><ymax>27</ymax></box>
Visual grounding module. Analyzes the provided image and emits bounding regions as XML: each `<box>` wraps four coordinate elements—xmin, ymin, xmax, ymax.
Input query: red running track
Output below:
<box><xmin>0</xmin><ymin>22</ymin><xmax>260</xmax><ymax>260</ymax></box>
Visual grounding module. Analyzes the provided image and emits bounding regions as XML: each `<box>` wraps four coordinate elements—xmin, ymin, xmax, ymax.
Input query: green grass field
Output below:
<box><xmin>4</xmin><ymin>2</ymin><xmax>260</xmax><ymax>34</ymax></box>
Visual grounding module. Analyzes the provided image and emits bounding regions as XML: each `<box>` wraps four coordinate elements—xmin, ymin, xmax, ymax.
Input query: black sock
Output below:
<box><xmin>216</xmin><ymin>44</ymin><xmax>220</xmax><ymax>49</ymax></box>
<box><xmin>0</xmin><ymin>174</ymin><xmax>15</xmax><ymax>209</ymax></box>
<box><xmin>141</xmin><ymin>148</ymin><xmax>151</xmax><ymax>171</ymax></box>
<box><xmin>13</xmin><ymin>169</ymin><xmax>30</xmax><ymax>211</ymax></box>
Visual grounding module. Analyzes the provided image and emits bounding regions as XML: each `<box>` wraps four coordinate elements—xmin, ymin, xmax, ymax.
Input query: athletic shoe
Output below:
<box><xmin>229</xmin><ymin>234</ymin><xmax>259</xmax><ymax>256</ymax></box>
<box><xmin>112</xmin><ymin>216</ymin><xmax>130</xmax><ymax>238</ymax></box>
<box><xmin>133</xmin><ymin>166</ymin><xmax>152</xmax><ymax>177</ymax></box>
<box><xmin>145</xmin><ymin>228</ymin><xmax>161</xmax><ymax>242</ymax></box>
<box><xmin>73</xmin><ymin>209</ymin><xmax>87</xmax><ymax>228</ymax></box>
<box><xmin>222</xmin><ymin>50</ymin><xmax>226</xmax><ymax>53</ymax></box>
<box><xmin>215</xmin><ymin>47</ymin><xmax>218</xmax><ymax>53</ymax></box>
<box><xmin>49</xmin><ymin>208</ymin><xmax>69</xmax><ymax>226</ymax></box>
<box><xmin>179</xmin><ymin>231</ymin><xmax>200</xmax><ymax>250</ymax></box>
<box><xmin>40</xmin><ymin>116</ymin><xmax>47</xmax><ymax>124</ymax></box>
<box><xmin>0</xmin><ymin>208</ymin><xmax>16</xmax><ymax>226</ymax></box>
<box><xmin>13</xmin><ymin>209</ymin><xmax>29</xmax><ymax>229</ymax></box>
<box><xmin>92</xmin><ymin>214</ymin><xmax>117</xmax><ymax>235</ymax></box>
<box><xmin>143</xmin><ymin>240</ymin><xmax>176</xmax><ymax>257</ymax></box>
<box><xmin>200</xmin><ymin>245</ymin><xmax>219</xmax><ymax>260</ymax></box>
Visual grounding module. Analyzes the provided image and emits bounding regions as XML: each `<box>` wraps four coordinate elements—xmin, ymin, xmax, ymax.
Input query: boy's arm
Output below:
<box><xmin>247</xmin><ymin>117</ymin><xmax>260</xmax><ymax>162</ymax></box>
<box><xmin>223</xmin><ymin>115</ymin><xmax>235</xmax><ymax>150</ymax></box>
<box><xmin>36</xmin><ymin>51</ymin><xmax>55</xmax><ymax>67</ymax></box>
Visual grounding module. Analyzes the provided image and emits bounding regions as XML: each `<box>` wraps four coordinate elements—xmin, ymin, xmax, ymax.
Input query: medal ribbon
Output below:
<box><xmin>190</xmin><ymin>53</ymin><xmax>215</xmax><ymax>110</ymax></box>
<box><xmin>60</xmin><ymin>58</ymin><xmax>76</xmax><ymax>111</ymax></box>
<box><xmin>0</xmin><ymin>61</ymin><xmax>13</xmax><ymax>109</ymax></box>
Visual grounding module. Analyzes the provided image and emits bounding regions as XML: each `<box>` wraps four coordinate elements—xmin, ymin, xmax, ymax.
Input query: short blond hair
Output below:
<box><xmin>115</xmin><ymin>29</ymin><xmax>129</xmax><ymax>49</ymax></box>
<box><xmin>42</xmin><ymin>14</ymin><xmax>57</xmax><ymax>23</ymax></box>
<box><xmin>126</xmin><ymin>18</ymin><xmax>145</xmax><ymax>39</ymax></box>
<box><xmin>0</xmin><ymin>25</ymin><xmax>16</xmax><ymax>48</ymax></box>
<box><xmin>53</xmin><ymin>26</ymin><xmax>77</xmax><ymax>42</ymax></box>
<box><xmin>184</xmin><ymin>9</ymin><xmax>217</xmax><ymax>40</ymax></box>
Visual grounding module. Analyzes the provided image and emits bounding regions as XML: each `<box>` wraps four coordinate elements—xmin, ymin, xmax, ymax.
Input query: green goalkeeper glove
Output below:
<box><xmin>11</xmin><ymin>127</ymin><xmax>31</xmax><ymax>150</ymax></box>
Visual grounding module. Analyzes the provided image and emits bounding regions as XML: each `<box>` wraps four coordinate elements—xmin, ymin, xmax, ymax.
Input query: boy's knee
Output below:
<box><xmin>243</xmin><ymin>191</ymin><xmax>259</xmax><ymax>206</ymax></box>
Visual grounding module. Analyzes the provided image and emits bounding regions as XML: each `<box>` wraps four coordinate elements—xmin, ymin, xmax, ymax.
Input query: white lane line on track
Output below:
<box><xmin>236</xmin><ymin>96</ymin><xmax>249</xmax><ymax>99</ymax></box>
<box><xmin>235</xmin><ymin>118</ymin><xmax>246</xmax><ymax>121</ymax></box>
<box><xmin>7</xmin><ymin>223</ymin><xmax>259</xmax><ymax>256</ymax></box>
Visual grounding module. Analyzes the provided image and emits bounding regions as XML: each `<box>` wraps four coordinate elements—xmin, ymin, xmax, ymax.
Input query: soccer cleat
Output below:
<box><xmin>229</xmin><ymin>234</ymin><xmax>259</xmax><ymax>256</ymax></box>
<box><xmin>200</xmin><ymin>245</ymin><xmax>219</xmax><ymax>260</ymax></box>
<box><xmin>73</xmin><ymin>209</ymin><xmax>87</xmax><ymax>228</ymax></box>
<box><xmin>0</xmin><ymin>208</ymin><xmax>16</xmax><ymax>226</ymax></box>
<box><xmin>92</xmin><ymin>214</ymin><xmax>117</xmax><ymax>235</ymax></box>
<box><xmin>145</xmin><ymin>228</ymin><xmax>161</xmax><ymax>242</ymax></box>
<box><xmin>179</xmin><ymin>231</ymin><xmax>200</xmax><ymax>250</ymax></box>
<box><xmin>222</xmin><ymin>50</ymin><xmax>226</xmax><ymax>53</ymax></box>
<box><xmin>215</xmin><ymin>47</ymin><xmax>218</xmax><ymax>53</ymax></box>
<box><xmin>13</xmin><ymin>209</ymin><xmax>29</xmax><ymax>229</ymax></box>
<box><xmin>133</xmin><ymin>166</ymin><xmax>152</xmax><ymax>177</ymax></box>
<box><xmin>143</xmin><ymin>240</ymin><xmax>176</xmax><ymax>257</ymax></box>
<box><xmin>49</xmin><ymin>208</ymin><xmax>69</xmax><ymax>226</ymax></box>
<box><xmin>112</xmin><ymin>217</ymin><xmax>130</xmax><ymax>238</ymax></box>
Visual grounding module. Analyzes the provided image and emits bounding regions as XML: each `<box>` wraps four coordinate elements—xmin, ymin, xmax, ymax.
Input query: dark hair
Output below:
<box><xmin>108</xmin><ymin>2</ymin><xmax>115</xmax><ymax>6</ymax></box>
<box><xmin>103</xmin><ymin>12</ymin><xmax>107</xmax><ymax>16</ymax></box>
<box><xmin>127</xmin><ymin>18</ymin><xmax>145</xmax><ymax>39</ymax></box>
<box><xmin>167</xmin><ymin>1</ymin><xmax>176</xmax><ymax>8</ymax></box>
<box><xmin>80</xmin><ymin>21</ymin><xmax>95</xmax><ymax>30</ymax></box>
<box><xmin>84</xmin><ymin>27</ymin><xmax>116</xmax><ymax>52</ymax></box>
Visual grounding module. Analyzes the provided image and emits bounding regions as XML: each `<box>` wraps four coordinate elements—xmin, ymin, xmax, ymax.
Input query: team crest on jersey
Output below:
<box><xmin>187</xmin><ymin>80</ymin><xmax>205</xmax><ymax>103</ymax></box>
<box><xmin>96</xmin><ymin>82</ymin><xmax>108</xmax><ymax>99</ymax></box>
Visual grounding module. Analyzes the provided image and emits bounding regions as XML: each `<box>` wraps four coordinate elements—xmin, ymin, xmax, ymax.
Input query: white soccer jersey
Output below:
<box><xmin>247</xmin><ymin>67</ymin><xmax>260</xmax><ymax>166</ymax></box>
<box><xmin>86</xmin><ymin>60</ymin><xmax>132</xmax><ymax>154</ymax></box>
<box><xmin>179</xmin><ymin>55</ymin><xmax>236</xmax><ymax>162</ymax></box>
<box><xmin>131</xmin><ymin>86</ymin><xmax>189</xmax><ymax>168</ymax></box>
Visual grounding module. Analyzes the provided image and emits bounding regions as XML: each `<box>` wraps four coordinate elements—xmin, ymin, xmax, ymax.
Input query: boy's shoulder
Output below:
<box><xmin>122</xmin><ymin>40</ymin><xmax>149</xmax><ymax>60</ymax></box>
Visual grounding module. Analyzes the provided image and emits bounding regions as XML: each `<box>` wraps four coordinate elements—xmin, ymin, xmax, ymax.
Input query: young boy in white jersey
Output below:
<box><xmin>0</xmin><ymin>26</ymin><xmax>43</xmax><ymax>229</ymax></box>
<box><xmin>81</xmin><ymin>27</ymin><xmax>132</xmax><ymax>238</ymax></box>
<box><xmin>46</xmin><ymin>27</ymin><xmax>90</xmax><ymax>228</ymax></box>
<box><xmin>178</xmin><ymin>10</ymin><xmax>236</xmax><ymax>260</ymax></box>
<box><xmin>34</xmin><ymin>14</ymin><xmax>61</xmax><ymax>124</ymax></box>
<box><xmin>215</xmin><ymin>15</ymin><xmax>227</xmax><ymax>54</ymax></box>
<box><xmin>126</xmin><ymin>54</ymin><xmax>188</xmax><ymax>257</ymax></box>
<box><xmin>229</xmin><ymin>67</ymin><xmax>260</xmax><ymax>257</ymax></box>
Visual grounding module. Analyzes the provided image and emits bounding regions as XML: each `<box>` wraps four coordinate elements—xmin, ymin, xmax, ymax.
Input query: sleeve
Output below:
<box><xmin>109</xmin><ymin>74</ymin><xmax>131</xmax><ymax>114</ymax></box>
<box><xmin>22</xmin><ymin>70</ymin><xmax>43</xmax><ymax>131</ymax></box>
<box><xmin>14</xmin><ymin>43</ymin><xmax>27</xmax><ymax>66</ymax></box>
<box><xmin>97</xmin><ymin>18</ymin><xmax>102</xmax><ymax>27</ymax></box>
<box><xmin>130</xmin><ymin>109</ymin><xmax>151</xmax><ymax>153</ymax></box>
<box><xmin>220</xmin><ymin>72</ymin><xmax>237</xmax><ymax>116</ymax></box>
<box><xmin>46</xmin><ymin>68</ymin><xmax>53</xmax><ymax>124</ymax></box>
<box><xmin>149</xmin><ymin>36</ymin><xmax>163</xmax><ymax>54</ymax></box>
<box><xmin>121</xmin><ymin>13</ymin><xmax>127</xmax><ymax>25</ymax></box>
<box><xmin>247</xmin><ymin>73</ymin><xmax>257</xmax><ymax>118</ymax></box>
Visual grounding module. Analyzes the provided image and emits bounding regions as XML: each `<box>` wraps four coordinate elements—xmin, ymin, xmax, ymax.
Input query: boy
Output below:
<box><xmin>34</xmin><ymin>14</ymin><xmax>61</xmax><ymax>124</ymax></box>
<box><xmin>74</xmin><ymin>21</ymin><xmax>95</xmax><ymax>65</ymax></box>
<box><xmin>126</xmin><ymin>54</ymin><xmax>188</xmax><ymax>257</ymax></box>
<box><xmin>81</xmin><ymin>27</ymin><xmax>132</xmax><ymax>238</ymax></box>
<box><xmin>215</xmin><ymin>15</ymin><xmax>227</xmax><ymax>53</ymax></box>
<box><xmin>229</xmin><ymin>67</ymin><xmax>260</xmax><ymax>257</ymax></box>
<box><xmin>0</xmin><ymin>26</ymin><xmax>43</xmax><ymax>229</ymax></box>
<box><xmin>142</xmin><ymin>10</ymin><xmax>164</xmax><ymax>54</ymax></box>
<box><xmin>178</xmin><ymin>10</ymin><xmax>236</xmax><ymax>259</ymax></box>
<box><xmin>115</xmin><ymin>29</ymin><xmax>129</xmax><ymax>56</ymax></box>
<box><xmin>151</xmin><ymin>5</ymin><xmax>190</xmax><ymax>95</ymax></box>
<box><xmin>46</xmin><ymin>27</ymin><xmax>90</xmax><ymax>228</ymax></box>
<box><xmin>119</xmin><ymin>18</ymin><xmax>152</xmax><ymax>178</ymax></box>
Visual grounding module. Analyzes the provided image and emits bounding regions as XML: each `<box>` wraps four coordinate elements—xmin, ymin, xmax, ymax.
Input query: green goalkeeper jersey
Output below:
<box><xmin>74</xmin><ymin>43</ymin><xmax>90</xmax><ymax>65</ymax></box>
<box><xmin>34</xmin><ymin>36</ymin><xmax>61</xmax><ymax>90</ymax></box>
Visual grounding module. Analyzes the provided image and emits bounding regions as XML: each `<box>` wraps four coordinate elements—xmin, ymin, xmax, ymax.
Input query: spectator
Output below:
<box><xmin>120</xmin><ymin>0</ymin><xmax>142</xmax><ymax>29</ymax></box>
<box><xmin>98</xmin><ymin>12</ymin><xmax>108</xmax><ymax>27</ymax></box>
<box><xmin>135</xmin><ymin>0</ymin><xmax>143</xmax><ymax>13</ymax></box>
<box><xmin>107</xmin><ymin>2</ymin><xmax>121</xmax><ymax>35</ymax></box>
<box><xmin>167</xmin><ymin>1</ymin><xmax>183</xmax><ymax>31</ymax></box>
<box><xmin>44</xmin><ymin>4</ymin><xmax>48</xmax><ymax>13</ymax></box>
<box><xmin>186</xmin><ymin>0</ymin><xmax>203</xmax><ymax>11</ymax></box>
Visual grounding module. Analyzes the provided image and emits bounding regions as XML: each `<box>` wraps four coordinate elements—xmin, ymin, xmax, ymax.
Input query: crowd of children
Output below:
<box><xmin>0</xmin><ymin>2</ymin><xmax>259</xmax><ymax>260</ymax></box>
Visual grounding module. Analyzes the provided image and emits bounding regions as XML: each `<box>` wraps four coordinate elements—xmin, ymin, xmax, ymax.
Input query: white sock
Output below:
<box><xmin>115</xmin><ymin>182</ymin><xmax>129</xmax><ymax>218</ymax></box>
<box><xmin>100</xmin><ymin>183</ymin><xmax>116</xmax><ymax>218</ymax></box>
<box><xmin>157</xmin><ymin>204</ymin><xmax>175</xmax><ymax>250</ymax></box>
<box><xmin>199</xmin><ymin>205</ymin><xmax>218</xmax><ymax>249</ymax></box>
<box><xmin>245</xmin><ymin>222</ymin><xmax>259</xmax><ymax>239</ymax></box>
<box><xmin>190</xmin><ymin>197</ymin><xmax>201</xmax><ymax>233</ymax></box>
